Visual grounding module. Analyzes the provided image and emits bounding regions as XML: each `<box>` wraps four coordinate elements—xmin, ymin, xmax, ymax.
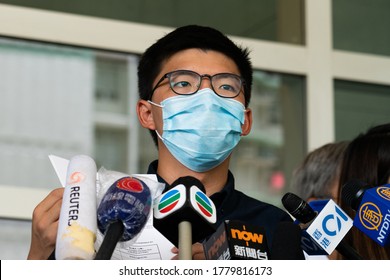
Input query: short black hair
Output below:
<box><xmin>138</xmin><ymin>25</ymin><xmax>252</xmax><ymax>104</ymax></box>
<box><xmin>137</xmin><ymin>25</ymin><xmax>253</xmax><ymax>145</ymax></box>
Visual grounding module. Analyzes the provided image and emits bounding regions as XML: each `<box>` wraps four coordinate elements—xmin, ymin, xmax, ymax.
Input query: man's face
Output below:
<box><xmin>150</xmin><ymin>48</ymin><xmax>247</xmax><ymax>137</ymax></box>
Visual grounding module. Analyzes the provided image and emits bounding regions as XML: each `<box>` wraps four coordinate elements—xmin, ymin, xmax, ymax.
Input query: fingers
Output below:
<box><xmin>28</xmin><ymin>188</ymin><xmax>64</xmax><ymax>259</ymax></box>
<box><xmin>192</xmin><ymin>243</ymin><xmax>206</xmax><ymax>260</ymax></box>
<box><xmin>32</xmin><ymin>188</ymin><xmax>63</xmax><ymax>237</ymax></box>
<box><xmin>170</xmin><ymin>243</ymin><xmax>206</xmax><ymax>260</ymax></box>
<box><xmin>170</xmin><ymin>247</ymin><xmax>179</xmax><ymax>260</ymax></box>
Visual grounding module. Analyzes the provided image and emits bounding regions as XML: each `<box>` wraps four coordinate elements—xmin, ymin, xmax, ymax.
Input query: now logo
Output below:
<box><xmin>230</xmin><ymin>227</ymin><xmax>264</xmax><ymax>245</ymax></box>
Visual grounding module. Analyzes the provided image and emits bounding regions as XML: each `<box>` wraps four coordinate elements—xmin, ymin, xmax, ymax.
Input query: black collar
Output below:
<box><xmin>146</xmin><ymin>160</ymin><xmax>235</xmax><ymax>211</ymax></box>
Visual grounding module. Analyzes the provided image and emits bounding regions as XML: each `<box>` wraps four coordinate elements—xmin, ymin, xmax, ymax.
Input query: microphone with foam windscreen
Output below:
<box><xmin>342</xmin><ymin>179</ymin><xmax>390</xmax><ymax>247</ymax></box>
<box><xmin>94</xmin><ymin>176</ymin><xmax>152</xmax><ymax>260</ymax></box>
<box><xmin>55</xmin><ymin>155</ymin><xmax>97</xmax><ymax>260</ymax></box>
<box><xmin>153</xmin><ymin>176</ymin><xmax>216</xmax><ymax>259</ymax></box>
<box><xmin>282</xmin><ymin>192</ymin><xmax>361</xmax><ymax>259</ymax></box>
<box><xmin>270</xmin><ymin>221</ymin><xmax>305</xmax><ymax>260</ymax></box>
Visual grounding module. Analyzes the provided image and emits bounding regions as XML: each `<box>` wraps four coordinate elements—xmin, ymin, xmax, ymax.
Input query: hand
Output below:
<box><xmin>27</xmin><ymin>188</ymin><xmax>64</xmax><ymax>260</ymax></box>
<box><xmin>191</xmin><ymin>242</ymin><xmax>206</xmax><ymax>260</ymax></box>
<box><xmin>170</xmin><ymin>242</ymin><xmax>206</xmax><ymax>260</ymax></box>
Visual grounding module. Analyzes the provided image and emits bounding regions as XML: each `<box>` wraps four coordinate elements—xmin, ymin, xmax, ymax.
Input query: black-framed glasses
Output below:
<box><xmin>150</xmin><ymin>69</ymin><xmax>245</xmax><ymax>98</ymax></box>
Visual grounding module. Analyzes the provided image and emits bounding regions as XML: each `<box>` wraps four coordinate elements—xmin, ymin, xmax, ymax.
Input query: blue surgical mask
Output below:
<box><xmin>149</xmin><ymin>88</ymin><xmax>245</xmax><ymax>172</ymax></box>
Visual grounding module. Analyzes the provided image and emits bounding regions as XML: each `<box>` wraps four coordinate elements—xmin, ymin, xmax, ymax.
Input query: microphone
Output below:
<box><xmin>270</xmin><ymin>221</ymin><xmax>305</xmax><ymax>260</ymax></box>
<box><xmin>282</xmin><ymin>192</ymin><xmax>361</xmax><ymax>259</ymax></box>
<box><xmin>203</xmin><ymin>220</ymin><xmax>270</xmax><ymax>260</ymax></box>
<box><xmin>55</xmin><ymin>155</ymin><xmax>97</xmax><ymax>260</ymax></box>
<box><xmin>153</xmin><ymin>176</ymin><xmax>216</xmax><ymax>259</ymax></box>
<box><xmin>282</xmin><ymin>193</ymin><xmax>328</xmax><ymax>256</ymax></box>
<box><xmin>95</xmin><ymin>176</ymin><xmax>152</xmax><ymax>260</ymax></box>
<box><xmin>342</xmin><ymin>180</ymin><xmax>390</xmax><ymax>247</ymax></box>
<box><xmin>282</xmin><ymin>192</ymin><xmax>316</xmax><ymax>225</ymax></box>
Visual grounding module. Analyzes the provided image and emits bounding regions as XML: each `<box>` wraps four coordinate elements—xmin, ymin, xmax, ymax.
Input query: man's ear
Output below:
<box><xmin>136</xmin><ymin>100</ymin><xmax>156</xmax><ymax>130</ymax></box>
<box><xmin>241</xmin><ymin>107</ymin><xmax>252</xmax><ymax>136</ymax></box>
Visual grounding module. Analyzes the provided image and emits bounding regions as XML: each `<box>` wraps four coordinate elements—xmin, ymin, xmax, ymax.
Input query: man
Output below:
<box><xmin>28</xmin><ymin>25</ymin><xmax>292</xmax><ymax>260</ymax></box>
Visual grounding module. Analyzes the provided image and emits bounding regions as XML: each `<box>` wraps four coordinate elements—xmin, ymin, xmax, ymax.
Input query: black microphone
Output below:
<box><xmin>270</xmin><ymin>221</ymin><xmax>305</xmax><ymax>260</ymax></box>
<box><xmin>282</xmin><ymin>192</ymin><xmax>362</xmax><ymax>259</ymax></box>
<box><xmin>203</xmin><ymin>220</ymin><xmax>270</xmax><ymax>260</ymax></box>
<box><xmin>342</xmin><ymin>179</ymin><xmax>390</xmax><ymax>247</ymax></box>
<box><xmin>95</xmin><ymin>176</ymin><xmax>152</xmax><ymax>260</ymax></box>
<box><xmin>282</xmin><ymin>192</ymin><xmax>316</xmax><ymax>225</ymax></box>
<box><xmin>153</xmin><ymin>176</ymin><xmax>216</xmax><ymax>259</ymax></box>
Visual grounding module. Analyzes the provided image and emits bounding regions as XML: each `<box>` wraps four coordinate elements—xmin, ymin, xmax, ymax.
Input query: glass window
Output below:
<box><xmin>0</xmin><ymin>219</ymin><xmax>31</xmax><ymax>259</ymax></box>
<box><xmin>0</xmin><ymin>38</ymin><xmax>95</xmax><ymax>189</ymax></box>
<box><xmin>95</xmin><ymin>55</ymin><xmax>129</xmax><ymax>114</ymax></box>
<box><xmin>230</xmin><ymin>70</ymin><xmax>306</xmax><ymax>206</ymax></box>
<box><xmin>334</xmin><ymin>80</ymin><xmax>390</xmax><ymax>140</ymax></box>
<box><xmin>333</xmin><ymin>0</ymin><xmax>390</xmax><ymax>57</ymax></box>
<box><xmin>1</xmin><ymin>0</ymin><xmax>305</xmax><ymax>45</ymax></box>
<box><xmin>94</xmin><ymin>127</ymin><xmax>128</xmax><ymax>173</ymax></box>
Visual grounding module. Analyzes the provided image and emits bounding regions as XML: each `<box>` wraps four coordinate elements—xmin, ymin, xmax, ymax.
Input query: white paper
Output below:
<box><xmin>49</xmin><ymin>155</ymin><xmax>175</xmax><ymax>260</ymax></box>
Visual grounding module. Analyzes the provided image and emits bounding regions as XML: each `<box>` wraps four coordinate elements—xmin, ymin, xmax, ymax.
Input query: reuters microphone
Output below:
<box><xmin>203</xmin><ymin>220</ymin><xmax>270</xmax><ymax>260</ymax></box>
<box><xmin>153</xmin><ymin>176</ymin><xmax>216</xmax><ymax>260</ymax></box>
<box><xmin>55</xmin><ymin>155</ymin><xmax>97</xmax><ymax>260</ymax></box>
<box><xmin>342</xmin><ymin>180</ymin><xmax>390</xmax><ymax>247</ymax></box>
<box><xmin>95</xmin><ymin>176</ymin><xmax>151</xmax><ymax>260</ymax></box>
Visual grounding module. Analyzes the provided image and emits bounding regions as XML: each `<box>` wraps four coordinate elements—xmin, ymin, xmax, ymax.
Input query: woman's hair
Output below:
<box><xmin>338</xmin><ymin>123</ymin><xmax>390</xmax><ymax>259</ymax></box>
<box><xmin>291</xmin><ymin>141</ymin><xmax>349</xmax><ymax>201</ymax></box>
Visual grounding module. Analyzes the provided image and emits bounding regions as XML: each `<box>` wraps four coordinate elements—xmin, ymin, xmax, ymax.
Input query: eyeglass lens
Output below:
<box><xmin>168</xmin><ymin>70</ymin><xmax>242</xmax><ymax>97</ymax></box>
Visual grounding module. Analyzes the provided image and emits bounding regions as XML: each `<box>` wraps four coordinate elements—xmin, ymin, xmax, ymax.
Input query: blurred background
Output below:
<box><xmin>0</xmin><ymin>0</ymin><xmax>389</xmax><ymax>259</ymax></box>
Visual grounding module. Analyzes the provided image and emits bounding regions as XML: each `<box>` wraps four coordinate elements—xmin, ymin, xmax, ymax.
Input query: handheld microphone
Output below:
<box><xmin>203</xmin><ymin>220</ymin><xmax>270</xmax><ymax>260</ymax></box>
<box><xmin>55</xmin><ymin>155</ymin><xmax>97</xmax><ymax>260</ymax></box>
<box><xmin>282</xmin><ymin>193</ymin><xmax>328</xmax><ymax>256</ymax></box>
<box><xmin>270</xmin><ymin>221</ymin><xmax>305</xmax><ymax>260</ymax></box>
<box><xmin>153</xmin><ymin>176</ymin><xmax>216</xmax><ymax>260</ymax></box>
<box><xmin>95</xmin><ymin>176</ymin><xmax>152</xmax><ymax>260</ymax></box>
<box><xmin>342</xmin><ymin>180</ymin><xmax>390</xmax><ymax>247</ymax></box>
<box><xmin>282</xmin><ymin>192</ymin><xmax>360</xmax><ymax>259</ymax></box>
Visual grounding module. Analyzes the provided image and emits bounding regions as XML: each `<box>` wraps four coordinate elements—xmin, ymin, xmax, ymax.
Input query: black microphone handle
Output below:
<box><xmin>336</xmin><ymin>240</ymin><xmax>363</xmax><ymax>260</ymax></box>
<box><xmin>95</xmin><ymin>221</ymin><xmax>124</xmax><ymax>260</ymax></box>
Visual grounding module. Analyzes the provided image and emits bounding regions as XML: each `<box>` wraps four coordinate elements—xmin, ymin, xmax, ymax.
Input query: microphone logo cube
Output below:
<box><xmin>306</xmin><ymin>200</ymin><xmax>353</xmax><ymax>254</ymax></box>
<box><xmin>153</xmin><ymin>180</ymin><xmax>217</xmax><ymax>246</ymax></box>
<box><xmin>355</xmin><ymin>185</ymin><xmax>390</xmax><ymax>246</ymax></box>
<box><xmin>203</xmin><ymin>220</ymin><xmax>269</xmax><ymax>260</ymax></box>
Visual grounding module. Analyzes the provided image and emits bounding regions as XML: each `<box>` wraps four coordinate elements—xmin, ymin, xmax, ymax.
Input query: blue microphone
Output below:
<box><xmin>342</xmin><ymin>180</ymin><xmax>390</xmax><ymax>247</ymax></box>
<box><xmin>95</xmin><ymin>176</ymin><xmax>152</xmax><ymax>259</ymax></box>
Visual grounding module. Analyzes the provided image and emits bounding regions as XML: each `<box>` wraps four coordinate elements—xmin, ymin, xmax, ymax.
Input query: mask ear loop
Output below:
<box><xmin>147</xmin><ymin>100</ymin><xmax>163</xmax><ymax>108</ymax></box>
<box><xmin>155</xmin><ymin>129</ymin><xmax>164</xmax><ymax>141</ymax></box>
<box><xmin>147</xmin><ymin>100</ymin><xmax>165</xmax><ymax>142</ymax></box>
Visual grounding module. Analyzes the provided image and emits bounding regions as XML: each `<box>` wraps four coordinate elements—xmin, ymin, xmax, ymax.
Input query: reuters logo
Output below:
<box><xmin>377</xmin><ymin>186</ymin><xmax>390</xmax><ymax>201</ymax></box>
<box><xmin>359</xmin><ymin>202</ymin><xmax>383</xmax><ymax>231</ymax></box>
<box><xmin>69</xmin><ymin>172</ymin><xmax>85</xmax><ymax>184</ymax></box>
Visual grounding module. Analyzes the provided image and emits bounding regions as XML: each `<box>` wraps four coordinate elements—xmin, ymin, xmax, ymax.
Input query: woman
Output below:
<box><xmin>338</xmin><ymin>123</ymin><xmax>390</xmax><ymax>259</ymax></box>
